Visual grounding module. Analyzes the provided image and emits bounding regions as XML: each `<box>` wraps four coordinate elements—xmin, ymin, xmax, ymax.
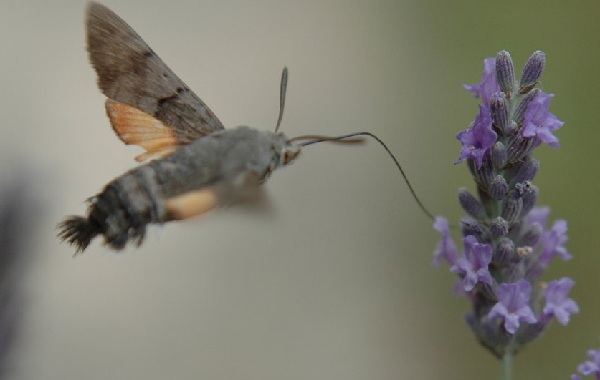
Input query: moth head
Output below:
<box><xmin>280</xmin><ymin>144</ymin><xmax>301</xmax><ymax>166</ymax></box>
<box><xmin>270</xmin><ymin>67</ymin><xmax>362</xmax><ymax>167</ymax></box>
<box><xmin>259</xmin><ymin>133</ymin><xmax>301</xmax><ymax>182</ymax></box>
<box><xmin>267</xmin><ymin>134</ymin><xmax>301</xmax><ymax>173</ymax></box>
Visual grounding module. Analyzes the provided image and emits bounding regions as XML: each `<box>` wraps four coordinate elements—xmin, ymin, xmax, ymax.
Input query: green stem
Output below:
<box><xmin>503</xmin><ymin>350</ymin><xmax>513</xmax><ymax>380</ymax></box>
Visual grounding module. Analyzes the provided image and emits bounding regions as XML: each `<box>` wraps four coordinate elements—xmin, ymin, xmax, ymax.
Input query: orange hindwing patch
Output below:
<box><xmin>105</xmin><ymin>99</ymin><xmax>179</xmax><ymax>161</ymax></box>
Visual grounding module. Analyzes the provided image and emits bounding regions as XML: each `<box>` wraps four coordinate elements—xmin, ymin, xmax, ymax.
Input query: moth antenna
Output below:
<box><xmin>297</xmin><ymin>131</ymin><xmax>436</xmax><ymax>222</ymax></box>
<box><xmin>274</xmin><ymin>67</ymin><xmax>288</xmax><ymax>133</ymax></box>
<box><xmin>291</xmin><ymin>134</ymin><xmax>366</xmax><ymax>144</ymax></box>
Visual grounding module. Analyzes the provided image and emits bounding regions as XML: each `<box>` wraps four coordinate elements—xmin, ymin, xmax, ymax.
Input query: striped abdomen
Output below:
<box><xmin>58</xmin><ymin>164</ymin><xmax>170</xmax><ymax>253</ymax></box>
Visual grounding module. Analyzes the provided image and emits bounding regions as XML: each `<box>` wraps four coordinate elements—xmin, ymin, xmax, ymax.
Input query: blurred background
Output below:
<box><xmin>0</xmin><ymin>1</ymin><xmax>598</xmax><ymax>379</ymax></box>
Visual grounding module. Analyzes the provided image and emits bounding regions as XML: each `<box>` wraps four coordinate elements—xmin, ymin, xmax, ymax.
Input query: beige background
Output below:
<box><xmin>1</xmin><ymin>1</ymin><xmax>599</xmax><ymax>379</ymax></box>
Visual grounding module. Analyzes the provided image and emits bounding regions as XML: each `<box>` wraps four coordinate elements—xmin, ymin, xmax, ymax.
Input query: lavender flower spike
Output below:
<box><xmin>432</xmin><ymin>51</ymin><xmax>574</xmax><ymax>360</ymax></box>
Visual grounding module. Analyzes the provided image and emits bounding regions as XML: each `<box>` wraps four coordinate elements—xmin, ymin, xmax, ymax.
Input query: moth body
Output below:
<box><xmin>58</xmin><ymin>127</ymin><xmax>300</xmax><ymax>252</ymax></box>
<box><xmin>58</xmin><ymin>3</ymin><xmax>307</xmax><ymax>254</ymax></box>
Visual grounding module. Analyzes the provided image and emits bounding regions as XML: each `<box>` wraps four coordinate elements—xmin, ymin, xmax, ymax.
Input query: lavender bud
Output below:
<box><xmin>491</xmin><ymin>142</ymin><xmax>507</xmax><ymax>169</ymax></box>
<box><xmin>495</xmin><ymin>237</ymin><xmax>516</xmax><ymax>266</ymax></box>
<box><xmin>461</xmin><ymin>216</ymin><xmax>488</xmax><ymax>241</ymax></box>
<box><xmin>474</xmin><ymin>316</ymin><xmax>513</xmax><ymax>357</ymax></box>
<box><xmin>490</xmin><ymin>175</ymin><xmax>509</xmax><ymax>200</ymax></box>
<box><xmin>518</xmin><ymin>321</ymin><xmax>546</xmax><ymax>345</ymax></box>
<box><xmin>507</xmin><ymin>132</ymin><xmax>535</xmax><ymax>163</ymax></box>
<box><xmin>513</xmin><ymin>89</ymin><xmax>540</xmax><ymax>125</ymax></box>
<box><xmin>496</xmin><ymin>51</ymin><xmax>516</xmax><ymax>94</ymax></box>
<box><xmin>505</xmin><ymin>261</ymin><xmax>527</xmax><ymax>283</ymax></box>
<box><xmin>520</xmin><ymin>183</ymin><xmax>539</xmax><ymax>217</ymax></box>
<box><xmin>473</xmin><ymin>159</ymin><xmax>495</xmax><ymax>192</ymax></box>
<box><xmin>490</xmin><ymin>217</ymin><xmax>509</xmax><ymax>238</ymax></box>
<box><xmin>459</xmin><ymin>188</ymin><xmax>486</xmax><ymax>219</ymax></box>
<box><xmin>521</xmin><ymin>222</ymin><xmax>543</xmax><ymax>247</ymax></box>
<box><xmin>506</xmin><ymin>121</ymin><xmax>518</xmax><ymax>136</ymax></box>
<box><xmin>467</xmin><ymin>158</ymin><xmax>477</xmax><ymax>178</ymax></box>
<box><xmin>477</xmin><ymin>186</ymin><xmax>497</xmax><ymax>218</ymax></box>
<box><xmin>519</xmin><ymin>51</ymin><xmax>546</xmax><ymax>94</ymax></box>
<box><xmin>501</xmin><ymin>193</ymin><xmax>523</xmax><ymax>224</ymax></box>
<box><xmin>514</xmin><ymin>181</ymin><xmax>533</xmax><ymax>195</ymax></box>
<box><xmin>478</xmin><ymin>283</ymin><xmax>498</xmax><ymax>303</ymax></box>
<box><xmin>490</xmin><ymin>93</ymin><xmax>509</xmax><ymax>134</ymax></box>
<box><xmin>511</xmin><ymin>159</ymin><xmax>540</xmax><ymax>185</ymax></box>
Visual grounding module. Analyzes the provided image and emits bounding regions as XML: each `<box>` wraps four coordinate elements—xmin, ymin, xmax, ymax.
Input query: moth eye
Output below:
<box><xmin>281</xmin><ymin>147</ymin><xmax>301</xmax><ymax>166</ymax></box>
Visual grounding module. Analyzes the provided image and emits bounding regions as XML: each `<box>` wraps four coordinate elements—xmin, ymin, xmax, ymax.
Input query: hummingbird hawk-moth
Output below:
<box><xmin>57</xmin><ymin>2</ymin><xmax>366</xmax><ymax>254</ymax></box>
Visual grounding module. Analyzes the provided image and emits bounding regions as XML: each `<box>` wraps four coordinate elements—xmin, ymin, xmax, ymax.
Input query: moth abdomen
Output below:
<box><xmin>58</xmin><ymin>167</ymin><xmax>165</xmax><ymax>253</ymax></box>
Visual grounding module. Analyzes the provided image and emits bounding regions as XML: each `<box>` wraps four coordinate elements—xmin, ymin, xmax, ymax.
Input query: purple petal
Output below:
<box><xmin>522</xmin><ymin>91</ymin><xmax>564</xmax><ymax>148</ymax></box>
<box><xmin>503</xmin><ymin>314</ymin><xmax>521</xmax><ymax>334</ymax></box>
<box><xmin>433</xmin><ymin>216</ymin><xmax>458</xmax><ymax>266</ymax></box>
<box><xmin>525</xmin><ymin>206</ymin><xmax>551</xmax><ymax>228</ymax></box>
<box><xmin>539</xmin><ymin>219</ymin><xmax>571</xmax><ymax>265</ymax></box>
<box><xmin>578</xmin><ymin>360</ymin><xmax>600</xmax><ymax>376</ymax></box>
<box><xmin>486</xmin><ymin>280</ymin><xmax>537</xmax><ymax>334</ymax></box>
<box><xmin>543</xmin><ymin>277</ymin><xmax>579</xmax><ymax>325</ymax></box>
<box><xmin>535</xmin><ymin>126</ymin><xmax>560</xmax><ymax>147</ymax></box>
<box><xmin>450</xmin><ymin>236</ymin><xmax>493</xmax><ymax>292</ymax></box>
<box><xmin>455</xmin><ymin>105</ymin><xmax>497</xmax><ymax>168</ymax></box>
<box><xmin>464</xmin><ymin>58</ymin><xmax>500</xmax><ymax>106</ymax></box>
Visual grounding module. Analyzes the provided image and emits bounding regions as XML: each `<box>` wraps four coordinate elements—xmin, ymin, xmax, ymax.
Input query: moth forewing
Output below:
<box><xmin>86</xmin><ymin>1</ymin><xmax>224</xmax><ymax>143</ymax></box>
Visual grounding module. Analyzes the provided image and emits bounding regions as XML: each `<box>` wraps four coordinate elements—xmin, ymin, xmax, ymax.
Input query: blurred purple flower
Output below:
<box><xmin>524</xmin><ymin>206</ymin><xmax>551</xmax><ymax>227</ymax></box>
<box><xmin>522</xmin><ymin>91</ymin><xmax>564</xmax><ymax>148</ymax></box>
<box><xmin>450</xmin><ymin>235</ymin><xmax>493</xmax><ymax>291</ymax></box>
<box><xmin>574</xmin><ymin>347</ymin><xmax>600</xmax><ymax>379</ymax></box>
<box><xmin>455</xmin><ymin>105</ymin><xmax>497</xmax><ymax>168</ymax></box>
<box><xmin>542</xmin><ymin>277</ymin><xmax>579</xmax><ymax>325</ymax></box>
<box><xmin>464</xmin><ymin>58</ymin><xmax>500</xmax><ymax>106</ymax></box>
<box><xmin>538</xmin><ymin>219</ymin><xmax>571</xmax><ymax>265</ymax></box>
<box><xmin>432</xmin><ymin>216</ymin><xmax>458</xmax><ymax>266</ymax></box>
<box><xmin>486</xmin><ymin>280</ymin><xmax>537</xmax><ymax>334</ymax></box>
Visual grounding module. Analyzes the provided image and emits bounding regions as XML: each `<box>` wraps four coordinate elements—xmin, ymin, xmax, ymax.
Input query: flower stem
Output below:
<box><xmin>503</xmin><ymin>350</ymin><xmax>513</xmax><ymax>380</ymax></box>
